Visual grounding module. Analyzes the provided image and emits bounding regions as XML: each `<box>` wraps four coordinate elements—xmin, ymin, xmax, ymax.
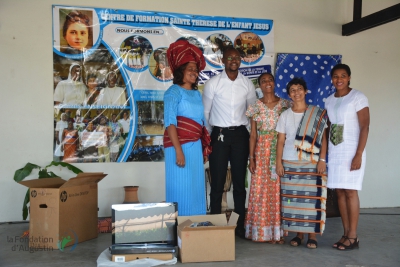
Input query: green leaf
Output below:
<box><xmin>45</xmin><ymin>161</ymin><xmax>83</xmax><ymax>174</ymax></box>
<box><xmin>14</xmin><ymin>163</ymin><xmax>41</xmax><ymax>182</ymax></box>
<box><xmin>38</xmin><ymin>169</ymin><xmax>54</xmax><ymax>178</ymax></box>
<box><xmin>37</xmin><ymin>171</ymin><xmax>58</xmax><ymax>179</ymax></box>
<box><xmin>46</xmin><ymin>171</ymin><xmax>59</xmax><ymax>178</ymax></box>
<box><xmin>22</xmin><ymin>189</ymin><xmax>30</xmax><ymax>220</ymax></box>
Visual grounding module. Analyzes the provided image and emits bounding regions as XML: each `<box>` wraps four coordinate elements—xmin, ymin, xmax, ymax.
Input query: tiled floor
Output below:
<box><xmin>1</xmin><ymin>208</ymin><xmax>399</xmax><ymax>267</ymax></box>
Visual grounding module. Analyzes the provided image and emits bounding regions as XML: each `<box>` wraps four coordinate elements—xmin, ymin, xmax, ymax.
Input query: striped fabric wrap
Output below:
<box><xmin>294</xmin><ymin>105</ymin><xmax>327</xmax><ymax>163</ymax></box>
<box><xmin>281</xmin><ymin>219</ymin><xmax>325</xmax><ymax>234</ymax></box>
<box><xmin>163</xmin><ymin>116</ymin><xmax>212</xmax><ymax>156</ymax></box>
<box><xmin>281</xmin><ymin>160</ymin><xmax>327</xmax><ymax>234</ymax></box>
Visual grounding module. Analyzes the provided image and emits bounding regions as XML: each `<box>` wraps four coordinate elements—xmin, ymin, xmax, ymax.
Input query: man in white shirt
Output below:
<box><xmin>118</xmin><ymin>111</ymin><xmax>130</xmax><ymax>139</ymax></box>
<box><xmin>97</xmin><ymin>71</ymin><xmax>127</xmax><ymax>106</ymax></box>
<box><xmin>203</xmin><ymin>47</ymin><xmax>256</xmax><ymax>238</ymax></box>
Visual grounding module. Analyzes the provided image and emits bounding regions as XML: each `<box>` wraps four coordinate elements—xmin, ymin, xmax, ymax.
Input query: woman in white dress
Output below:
<box><xmin>142</xmin><ymin>49</ymin><xmax>150</xmax><ymax>67</ymax></box>
<box><xmin>128</xmin><ymin>49</ymin><xmax>135</xmax><ymax>67</ymax></box>
<box><xmin>54</xmin><ymin>63</ymin><xmax>86</xmax><ymax>105</ymax></box>
<box><xmin>54</xmin><ymin>113</ymin><xmax>68</xmax><ymax>160</ymax></box>
<box><xmin>325</xmin><ymin>64</ymin><xmax>370</xmax><ymax>251</ymax></box>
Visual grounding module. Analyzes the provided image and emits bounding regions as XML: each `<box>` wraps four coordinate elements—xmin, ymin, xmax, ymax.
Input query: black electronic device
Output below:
<box><xmin>109</xmin><ymin>202</ymin><xmax>178</xmax><ymax>255</ymax></box>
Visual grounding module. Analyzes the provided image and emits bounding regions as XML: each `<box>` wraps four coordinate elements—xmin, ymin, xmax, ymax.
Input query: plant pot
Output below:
<box><xmin>123</xmin><ymin>186</ymin><xmax>140</xmax><ymax>203</ymax></box>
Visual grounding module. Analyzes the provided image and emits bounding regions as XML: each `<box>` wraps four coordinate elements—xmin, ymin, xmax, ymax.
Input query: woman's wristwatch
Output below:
<box><xmin>319</xmin><ymin>158</ymin><xmax>326</xmax><ymax>162</ymax></box>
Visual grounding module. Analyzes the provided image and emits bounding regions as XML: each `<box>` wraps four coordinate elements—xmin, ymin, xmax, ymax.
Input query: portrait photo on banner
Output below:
<box><xmin>59</xmin><ymin>9</ymin><xmax>94</xmax><ymax>54</ymax></box>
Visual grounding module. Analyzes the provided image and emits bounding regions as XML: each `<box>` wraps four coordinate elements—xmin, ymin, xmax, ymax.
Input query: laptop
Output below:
<box><xmin>109</xmin><ymin>202</ymin><xmax>178</xmax><ymax>255</ymax></box>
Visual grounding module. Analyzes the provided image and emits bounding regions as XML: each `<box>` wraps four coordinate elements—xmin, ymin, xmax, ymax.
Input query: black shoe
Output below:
<box><xmin>235</xmin><ymin>228</ymin><xmax>246</xmax><ymax>239</ymax></box>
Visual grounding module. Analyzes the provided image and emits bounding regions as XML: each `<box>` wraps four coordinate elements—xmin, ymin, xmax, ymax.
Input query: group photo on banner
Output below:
<box><xmin>52</xmin><ymin>5</ymin><xmax>274</xmax><ymax>163</ymax></box>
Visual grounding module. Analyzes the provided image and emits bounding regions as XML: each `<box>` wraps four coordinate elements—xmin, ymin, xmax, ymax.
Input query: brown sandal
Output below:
<box><xmin>337</xmin><ymin>237</ymin><xmax>359</xmax><ymax>251</ymax></box>
<box><xmin>332</xmin><ymin>235</ymin><xmax>347</xmax><ymax>248</ymax></box>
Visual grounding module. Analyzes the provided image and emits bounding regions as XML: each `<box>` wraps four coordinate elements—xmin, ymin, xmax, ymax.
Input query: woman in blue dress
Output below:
<box><xmin>163</xmin><ymin>40</ymin><xmax>210</xmax><ymax>216</ymax></box>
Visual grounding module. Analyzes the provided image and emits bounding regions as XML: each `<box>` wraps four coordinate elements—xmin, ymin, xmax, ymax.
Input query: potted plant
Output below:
<box><xmin>14</xmin><ymin>161</ymin><xmax>83</xmax><ymax>220</ymax></box>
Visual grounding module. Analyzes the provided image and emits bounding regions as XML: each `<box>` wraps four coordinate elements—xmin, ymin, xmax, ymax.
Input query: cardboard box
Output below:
<box><xmin>177</xmin><ymin>213</ymin><xmax>238</xmax><ymax>263</ymax></box>
<box><xmin>112</xmin><ymin>253</ymin><xmax>174</xmax><ymax>262</ymax></box>
<box><xmin>19</xmin><ymin>172</ymin><xmax>107</xmax><ymax>249</ymax></box>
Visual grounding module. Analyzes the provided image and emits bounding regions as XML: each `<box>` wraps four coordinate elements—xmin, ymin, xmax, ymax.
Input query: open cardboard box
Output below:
<box><xmin>19</xmin><ymin>172</ymin><xmax>107</xmax><ymax>249</ymax></box>
<box><xmin>177</xmin><ymin>212</ymin><xmax>238</xmax><ymax>263</ymax></box>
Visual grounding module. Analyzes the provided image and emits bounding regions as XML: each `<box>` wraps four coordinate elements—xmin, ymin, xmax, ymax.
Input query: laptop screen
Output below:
<box><xmin>111</xmin><ymin>202</ymin><xmax>177</xmax><ymax>245</ymax></box>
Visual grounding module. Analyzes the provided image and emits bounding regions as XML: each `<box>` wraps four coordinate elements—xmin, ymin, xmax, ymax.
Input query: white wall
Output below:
<box><xmin>1</xmin><ymin>0</ymin><xmax>399</xmax><ymax>222</ymax></box>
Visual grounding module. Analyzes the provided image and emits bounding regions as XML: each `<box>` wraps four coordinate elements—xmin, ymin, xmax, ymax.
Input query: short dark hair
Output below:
<box><xmin>257</xmin><ymin>73</ymin><xmax>274</xmax><ymax>86</ymax></box>
<box><xmin>331</xmin><ymin>63</ymin><xmax>351</xmax><ymax>77</ymax></box>
<box><xmin>222</xmin><ymin>46</ymin><xmax>239</xmax><ymax>58</ymax></box>
<box><xmin>286</xmin><ymin>77</ymin><xmax>308</xmax><ymax>95</ymax></box>
<box><xmin>86</xmin><ymin>73</ymin><xmax>97</xmax><ymax>84</ymax></box>
<box><xmin>172</xmin><ymin>62</ymin><xmax>199</xmax><ymax>90</ymax></box>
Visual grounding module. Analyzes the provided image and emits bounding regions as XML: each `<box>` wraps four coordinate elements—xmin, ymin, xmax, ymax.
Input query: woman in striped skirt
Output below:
<box><xmin>276</xmin><ymin>77</ymin><xmax>328</xmax><ymax>249</ymax></box>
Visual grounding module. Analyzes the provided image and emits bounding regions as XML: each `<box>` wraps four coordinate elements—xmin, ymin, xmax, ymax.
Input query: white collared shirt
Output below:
<box><xmin>118</xmin><ymin>118</ymin><xmax>130</xmax><ymax>133</ymax></box>
<box><xmin>97</xmin><ymin>86</ymin><xmax>127</xmax><ymax>106</ymax></box>
<box><xmin>203</xmin><ymin>70</ymin><xmax>256</xmax><ymax>133</ymax></box>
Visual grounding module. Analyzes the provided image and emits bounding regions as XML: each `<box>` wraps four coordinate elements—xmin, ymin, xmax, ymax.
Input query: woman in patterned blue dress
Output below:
<box><xmin>163</xmin><ymin>40</ymin><xmax>209</xmax><ymax>216</ymax></box>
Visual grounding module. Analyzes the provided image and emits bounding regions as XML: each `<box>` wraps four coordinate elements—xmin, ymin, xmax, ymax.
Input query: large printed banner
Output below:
<box><xmin>52</xmin><ymin>5</ymin><xmax>274</xmax><ymax>163</ymax></box>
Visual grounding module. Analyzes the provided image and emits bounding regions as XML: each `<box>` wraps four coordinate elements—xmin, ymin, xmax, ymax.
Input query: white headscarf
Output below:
<box><xmin>105</xmin><ymin>71</ymin><xmax>118</xmax><ymax>87</ymax></box>
<box><xmin>60</xmin><ymin>113</ymin><xmax>67</xmax><ymax>121</ymax></box>
<box><xmin>53</xmin><ymin>63</ymin><xmax>86</xmax><ymax>105</ymax></box>
<box><xmin>67</xmin><ymin>63</ymin><xmax>82</xmax><ymax>83</ymax></box>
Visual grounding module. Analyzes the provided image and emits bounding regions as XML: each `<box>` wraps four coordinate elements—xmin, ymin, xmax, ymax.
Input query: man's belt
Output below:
<box><xmin>214</xmin><ymin>125</ymin><xmax>244</xmax><ymax>131</ymax></box>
